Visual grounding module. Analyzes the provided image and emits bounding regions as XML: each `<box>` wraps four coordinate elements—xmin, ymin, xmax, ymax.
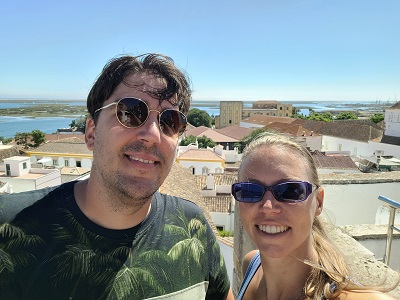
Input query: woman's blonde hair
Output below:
<box><xmin>239</xmin><ymin>132</ymin><xmax>398</xmax><ymax>299</ymax></box>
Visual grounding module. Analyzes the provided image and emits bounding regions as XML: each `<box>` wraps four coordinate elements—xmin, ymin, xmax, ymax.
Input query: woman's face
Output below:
<box><xmin>238</xmin><ymin>145</ymin><xmax>324</xmax><ymax>260</ymax></box>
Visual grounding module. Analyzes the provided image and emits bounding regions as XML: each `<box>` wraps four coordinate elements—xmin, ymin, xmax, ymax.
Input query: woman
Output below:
<box><xmin>232</xmin><ymin>133</ymin><xmax>398</xmax><ymax>300</ymax></box>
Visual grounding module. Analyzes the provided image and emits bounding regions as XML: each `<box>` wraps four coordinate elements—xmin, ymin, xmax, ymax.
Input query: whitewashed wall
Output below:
<box><xmin>322</xmin><ymin>182</ymin><xmax>400</xmax><ymax>226</ymax></box>
<box><xmin>385</xmin><ymin>108</ymin><xmax>400</xmax><ymax>137</ymax></box>
<box><xmin>177</xmin><ymin>160</ymin><xmax>224</xmax><ymax>175</ymax></box>
<box><xmin>0</xmin><ymin>178</ymin><xmax>35</xmax><ymax>193</ymax></box>
<box><xmin>1</xmin><ymin>169</ymin><xmax>62</xmax><ymax>193</ymax></box>
<box><xmin>321</xmin><ymin>136</ymin><xmax>400</xmax><ymax>158</ymax></box>
<box><xmin>211</xmin><ymin>212</ymin><xmax>235</xmax><ymax>232</ymax></box>
<box><xmin>359</xmin><ymin>238</ymin><xmax>400</xmax><ymax>272</ymax></box>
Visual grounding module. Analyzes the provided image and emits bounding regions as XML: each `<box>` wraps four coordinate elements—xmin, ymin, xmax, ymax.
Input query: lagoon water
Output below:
<box><xmin>0</xmin><ymin>116</ymin><xmax>79</xmax><ymax>138</ymax></box>
<box><xmin>0</xmin><ymin>99</ymin><xmax>390</xmax><ymax>139</ymax></box>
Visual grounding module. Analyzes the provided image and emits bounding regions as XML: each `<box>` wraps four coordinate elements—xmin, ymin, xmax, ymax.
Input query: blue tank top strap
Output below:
<box><xmin>236</xmin><ymin>251</ymin><xmax>261</xmax><ymax>300</ymax></box>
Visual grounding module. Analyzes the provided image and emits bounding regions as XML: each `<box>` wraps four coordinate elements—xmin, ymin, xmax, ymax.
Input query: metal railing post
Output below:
<box><xmin>378</xmin><ymin>195</ymin><xmax>400</xmax><ymax>266</ymax></box>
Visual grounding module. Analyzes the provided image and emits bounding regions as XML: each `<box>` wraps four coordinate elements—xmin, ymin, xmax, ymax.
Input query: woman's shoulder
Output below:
<box><xmin>242</xmin><ymin>250</ymin><xmax>260</xmax><ymax>275</ymax></box>
<box><xmin>337</xmin><ymin>290</ymin><xmax>396</xmax><ymax>300</ymax></box>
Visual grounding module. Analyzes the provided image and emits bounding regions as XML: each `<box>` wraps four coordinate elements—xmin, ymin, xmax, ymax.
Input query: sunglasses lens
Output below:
<box><xmin>232</xmin><ymin>183</ymin><xmax>264</xmax><ymax>203</ymax></box>
<box><xmin>115</xmin><ymin>98</ymin><xmax>187</xmax><ymax>137</ymax></box>
<box><xmin>160</xmin><ymin>110</ymin><xmax>187</xmax><ymax>137</ymax></box>
<box><xmin>274</xmin><ymin>182</ymin><xmax>309</xmax><ymax>201</ymax></box>
<box><xmin>232</xmin><ymin>181</ymin><xmax>312</xmax><ymax>203</ymax></box>
<box><xmin>116</xmin><ymin>98</ymin><xmax>148</xmax><ymax>127</ymax></box>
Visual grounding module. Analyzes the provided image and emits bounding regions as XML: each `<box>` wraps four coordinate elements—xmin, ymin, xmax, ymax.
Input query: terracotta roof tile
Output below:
<box><xmin>389</xmin><ymin>101</ymin><xmax>400</xmax><ymax>109</ymax></box>
<box><xmin>215</xmin><ymin>125</ymin><xmax>255</xmax><ymax>140</ymax></box>
<box><xmin>203</xmin><ymin>196</ymin><xmax>233</xmax><ymax>213</ymax></box>
<box><xmin>312</xmin><ymin>153</ymin><xmax>359</xmax><ymax>170</ymax></box>
<box><xmin>45</xmin><ymin>133</ymin><xmax>85</xmax><ymax>142</ymax></box>
<box><xmin>160</xmin><ymin>163</ymin><xmax>218</xmax><ymax>234</ymax></box>
<box><xmin>184</xmin><ymin>126</ymin><xmax>209</xmax><ymax>137</ymax></box>
<box><xmin>241</xmin><ymin>115</ymin><xmax>296</xmax><ymax>125</ymax></box>
<box><xmin>0</xmin><ymin>145</ymin><xmax>19</xmax><ymax>162</ymax></box>
<box><xmin>381</xmin><ymin>135</ymin><xmax>400</xmax><ymax>146</ymax></box>
<box><xmin>198</xmin><ymin>129</ymin><xmax>239</xmax><ymax>143</ymax></box>
<box><xmin>177</xmin><ymin>149</ymin><xmax>224</xmax><ymax>161</ymax></box>
<box><xmin>292</xmin><ymin>119</ymin><xmax>383</xmax><ymax>142</ymax></box>
<box><xmin>25</xmin><ymin>137</ymin><xmax>92</xmax><ymax>156</ymax></box>
<box><xmin>265</xmin><ymin>122</ymin><xmax>314</xmax><ymax>137</ymax></box>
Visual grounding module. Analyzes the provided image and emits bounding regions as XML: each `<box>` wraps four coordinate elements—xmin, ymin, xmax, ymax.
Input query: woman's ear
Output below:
<box><xmin>314</xmin><ymin>187</ymin><xmax>324</xmax><ymax>216</ymax></box>
<box><xmin>85</xmin><ymin>117</ymin><xmax>96</xmax><ymax>151</ymax></box>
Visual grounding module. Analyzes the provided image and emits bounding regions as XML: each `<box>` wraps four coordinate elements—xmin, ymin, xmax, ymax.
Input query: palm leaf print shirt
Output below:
<box><xmin>0</xmin><ymin>181</ymin><xmax>230</xmax><ymax>300</ymax></box>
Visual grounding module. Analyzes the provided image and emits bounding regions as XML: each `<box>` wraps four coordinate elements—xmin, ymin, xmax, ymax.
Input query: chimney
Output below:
<box><xmin>206</xmin><ymin>174</ymin><xmax>215</xmax><ymax>190</ymax></box>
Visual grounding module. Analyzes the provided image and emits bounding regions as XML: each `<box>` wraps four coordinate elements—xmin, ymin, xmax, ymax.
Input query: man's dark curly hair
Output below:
<box><xmin>87</xmin><ymin>53</ymin><xmax>191</xmax><ymax>123</ymax></box>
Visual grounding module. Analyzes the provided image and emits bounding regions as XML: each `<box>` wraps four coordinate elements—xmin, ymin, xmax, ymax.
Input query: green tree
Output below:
<box><xmin>239</xmin><ymin>128</ymin><xmax>270</xmax><ymax>152</ymax></box>
<box><xmin>69</xmin><ymin>115</ymin><xmax>87</xmax><ymax>132</ymax></box>
<box><xmin>291</xmin><ymin>113</ymin><xmax>307</xmax><ymax>119</ymax></box>
<box><xmin>179</xmin><ymin>135</ymin><xmax>197</xmax><ymax>146</ymax></box>
<box><xmin>179</xmin><ymin>135</ymin><xmax>216</xmax><ymax>149</ymax></box>
<box><xmin>210</xmin><ymin>114</ymin><xmax>215</xmax><ymax>126</ymax></box>
<box><xmin>335</xmin><ymin>112</ymin><xmax>358</xmax><ymax>120</ymax></box>
<box><xmin>197</xmin><ymin>136</ymin><xmax>216</xmax><ymax>148</ymax></box>
<box><xmin>14</xmin><ymin>132</ymin><xmax>30</xmax><ymax>149</ymax></box>
<box><xmin>0</xmin><ymin>136</ymin><xmax>13</xmax><ymax>144</ymax></box>
<box><xmin>14</xmin><ymin>130</ymin><xmax>46</xmax><ymax>149</ymax></box>
<box><xmin>187</xmin><ymin>108</ymin><xmax>212</xmax><ymax>127</ymax></box>
<box><xmin>308</xmin><ymin>112</ymin><xmax>333</xmax><ymax>122</ymax></box>
<box><xmin>30</xmin><ymin>130</ymin><xmax>46</xmax><ymax>147</ymax></box>
<box><xmin>370</xmin><ymin>113</ymin><xmax>384</xmax><ymax>124</ymax></box>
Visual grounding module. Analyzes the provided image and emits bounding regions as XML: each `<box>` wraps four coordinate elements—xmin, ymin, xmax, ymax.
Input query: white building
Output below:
<box><xmin>320</xmin><ymin>135</ymin><xmax>400</xmax><ymax>159</ymax></box>
<box><xmin>384</xmin><ymin>102</ymin><xmax>400</xmax><ymax>137</ymax></box>
<box><xmin>176</xmin><ymin>148</ymin><xmax>225</xmax><ymax>175</ymax></box>
<box><xmin>25</xmin><ymin>137</ymin><xmax>93</xmax><ymax>169</ymax></box>
<box><xmin>0</xmin><ymin>156</ymin><xmax>61</xmax><ymax>193</ymax></box>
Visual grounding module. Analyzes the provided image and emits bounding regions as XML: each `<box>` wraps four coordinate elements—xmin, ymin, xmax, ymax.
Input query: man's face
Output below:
<box><xmin>85</xmin><ymin>73</ymin><xmax>179</xmax><ymax>209</ymax></box>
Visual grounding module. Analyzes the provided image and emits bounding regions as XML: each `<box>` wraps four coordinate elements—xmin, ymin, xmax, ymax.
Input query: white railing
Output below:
<box><xmin>378</xmin><ymin>195</ymin><xmax>400</xmax><ymax>265</ymax></box>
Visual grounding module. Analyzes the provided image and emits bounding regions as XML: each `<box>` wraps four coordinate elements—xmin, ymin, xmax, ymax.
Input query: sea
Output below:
<box><xmin>0</xmin><ymin>99</ymin><xmax>392</xmax><ymax>139</ymax></box>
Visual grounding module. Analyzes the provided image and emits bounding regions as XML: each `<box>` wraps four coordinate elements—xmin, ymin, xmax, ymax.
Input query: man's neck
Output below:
<box><xmin>74</xmin><ymin>179</ymin><xmax>152</xmax><ymax>230</ymax></box>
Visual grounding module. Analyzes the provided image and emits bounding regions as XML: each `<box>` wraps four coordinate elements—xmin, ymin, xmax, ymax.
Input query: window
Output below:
<box><xmin>202</xmin><ymin>167</ymin><xmax>209</xmax><ymax>175</ymax></box>
<box><xmin>53</xmin><ymin>159</ymin><xmax>58</xmax><ymax>166</ymax></box>
<box><xmin>189</xmin><ymin>166</ymin><xmax>195</xmax><ymax>174</ymax></box>
<box><xmin>65</xmin><ymin>160</ymin><xmax>69</xmax><ymax>167</ymax></box>
<box><xmin>76</xmin><ymin>161</ymin><xmax>82</xmax><ymax>167</ymax></box>
<box><xmin>23</xmin><ymin>162</ymin><xmax>27</xmax><ymax>169</ymax></box>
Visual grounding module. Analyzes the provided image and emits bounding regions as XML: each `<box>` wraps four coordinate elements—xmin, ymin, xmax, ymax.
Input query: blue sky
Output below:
<box><xmin>1</xmin><ymin>0</ymin><xmax>399</xmax><ymax>102</ymax></box>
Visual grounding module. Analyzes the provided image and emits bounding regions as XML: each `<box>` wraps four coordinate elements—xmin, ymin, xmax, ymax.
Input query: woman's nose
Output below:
<box><xmin>260</xmin><ymin>191</ymin><xmax>281</xmax><ymax>212</ymax></box>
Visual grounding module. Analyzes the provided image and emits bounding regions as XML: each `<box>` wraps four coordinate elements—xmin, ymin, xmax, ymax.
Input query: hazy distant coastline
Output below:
<box><xmin>0</xmin><ymin>99</ymin><xmax>395</xmax><ymax>139</ymax></box>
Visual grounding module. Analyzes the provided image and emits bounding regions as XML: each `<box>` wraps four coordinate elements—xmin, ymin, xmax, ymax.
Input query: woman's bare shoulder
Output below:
<box><xmin>242</xmin><ymin>250</ymin><xmax>260</xmax><ymax>276</ymax></box>
<box><xmin>337</xmin><ymin>290</ymin><xmax>396</xmax><ymax>300</ymax></box>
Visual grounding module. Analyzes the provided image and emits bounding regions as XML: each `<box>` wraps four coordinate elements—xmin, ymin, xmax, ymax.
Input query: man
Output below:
<box><xmin>0</xmin><ymin>54</ymin><xmax>231</xmax><ymax>299</ymax></box>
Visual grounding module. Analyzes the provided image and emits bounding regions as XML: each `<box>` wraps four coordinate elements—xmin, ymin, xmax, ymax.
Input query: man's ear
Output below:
<box><xmin>85</xmin><ymin>117</ymin><xmax>96</xmax><ymax>151</ymax></box>
<box><xmin>315</xmin><ymin>187</ymin><xmax>324</xmax><ymax>217</ymax></box>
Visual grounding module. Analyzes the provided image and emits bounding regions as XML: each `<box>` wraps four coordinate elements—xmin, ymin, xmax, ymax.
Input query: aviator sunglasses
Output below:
<box><xmin>94</xmin><ymin>97</ymin><xmax>187</xmax><ymax>137</ymax></box>
<box><xmin>231</xmin><ymin>181</ymin><xmax>316</xmax><ymax>203</ymax></box>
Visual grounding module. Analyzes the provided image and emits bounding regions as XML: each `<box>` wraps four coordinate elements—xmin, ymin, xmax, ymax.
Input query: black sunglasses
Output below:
<box><xmin>231</xmin><ymin>181</ymin><xmax>315</xmax><ymax>203</ymax></box>
<box><xmin>94</xmin><ymin>97</ymin><xmax>187</xmax><ymax>138</ymax></box>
